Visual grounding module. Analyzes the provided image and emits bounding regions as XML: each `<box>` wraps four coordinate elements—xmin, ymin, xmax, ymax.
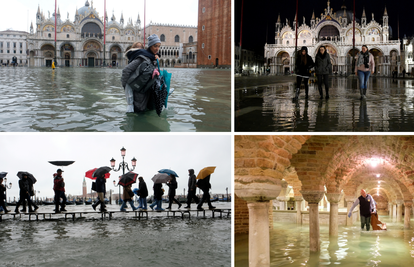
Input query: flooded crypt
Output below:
<box><xmin>235</xmin><ymin>135</ymin><xmax>414</xmax><ymax>266</ymax></box>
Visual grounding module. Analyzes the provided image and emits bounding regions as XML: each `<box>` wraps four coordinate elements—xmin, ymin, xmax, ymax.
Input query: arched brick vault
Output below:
<box><xmin>235</xmin><ymin>136</ymin><xmax>414</xmax><ymax>202</ymax></box>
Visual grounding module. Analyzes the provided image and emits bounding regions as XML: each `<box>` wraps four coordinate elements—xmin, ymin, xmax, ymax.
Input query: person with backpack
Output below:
<box><xmin>121</xmin><ymin>35</ymin><xmax>161</xmax><ymax>113</ymax></box>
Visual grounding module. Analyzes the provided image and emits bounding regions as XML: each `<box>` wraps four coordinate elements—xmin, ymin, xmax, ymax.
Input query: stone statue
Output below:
<box><xmin>372</xmin><ymin>13</ymin><xmax>374</xmax><ymax>21</ymax></box>
<box><xmin>67</xmin><ymin>12</ymin><xmax>69</xmax><ymax>19</ymax></box>
<box><xmin>48</xmin><ymin>11</ymin><xmax>50</xmax><ymax>18</ymax></box>
<box><xmin>286</xmin><ymin>18</ymin><xmax>288</xmax><ymax>25</ymax></box>
<box><xmin>303</xmin><ymin>16</ymin><xmax>305</xmax><ymax>25</ymax></box>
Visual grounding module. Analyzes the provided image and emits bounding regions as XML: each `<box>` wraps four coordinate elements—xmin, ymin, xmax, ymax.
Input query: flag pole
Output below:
<box><xmin>239</xmin><ymin>0</ymin><xmax>243</xmax><ymax>73</ymax></box>
<box><xmin>294</xmin><ymin>0</ymin><xmax>298</xmax><ymax>74</ymax></box>
<box><xmin>352</xmin><ymin>0</ymin><xmax>356</xmax><ymax>73</ymax></box>
<box><xmin>144</xmin><ymin>0</ymin><xmax>146</xmax><ymax>47</ymax></box>
<box><xmin>54</xmin><ymin>0</ymin><xmax>57</xmax><ymax>65</ymax></box>
<box><xmin>104</xmin><ymin>0</ymin><xmax>106</xmax><ymax>67</ymax></box>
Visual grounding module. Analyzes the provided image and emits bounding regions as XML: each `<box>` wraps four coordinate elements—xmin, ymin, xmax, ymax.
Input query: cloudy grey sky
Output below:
<box><xmin>1</xmin><ymin>0</ymin><xmax>198</xmax><ymax>32</ymax></box>
<box><xmin>0</xmin><ymin>134</ymin><xmax>231</xmax><ymax>200</ymax></box>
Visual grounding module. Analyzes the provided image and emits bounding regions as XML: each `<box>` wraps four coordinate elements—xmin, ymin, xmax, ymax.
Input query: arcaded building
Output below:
<box><xmin>265</xmin><ymin>1</ymin><xmax>400</xmax><ymax>76</ymax></box>
<box><xmin>197</xmin><ymin>0</ymin><xmax>231</xmax><ymax>68</ymax></box>
<box><xmin>235</xmin><ymin>135</ymin><xmax>414</xmax><ymax>266</ymax></box>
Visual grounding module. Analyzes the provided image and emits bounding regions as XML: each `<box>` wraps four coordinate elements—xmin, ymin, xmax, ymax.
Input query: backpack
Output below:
<box><xmin>126</xmin><ymin>55</ymin><xmax>157</xmax><ymax>93</ymax></box>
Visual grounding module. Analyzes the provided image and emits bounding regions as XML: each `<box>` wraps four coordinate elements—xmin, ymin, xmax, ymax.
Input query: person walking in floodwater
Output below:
<box><xmin>15</xmin><ymin>174</ymin><xmax>37</xmax><ymax>213</ymax></box>
<box><xmin>0</xmin><ymin>177</ymin><xmax>10</xmax><ymax>213</ymax></box>
<box><xmin>196</xmin><ymin>175</ymin><xmax>215</xmax><ymax>211</ymax></box>
<box><xmin>53</xmin><ymin>169</ymin><xmax>67</xmax><ymax>213</ymax></box>
<box><xmin>150</xmin><ymin>182</ymin><xmax>164</xmax><ymax>211</ymax></box>
<box><xmin>166</xmin><ymin>175</ymin><xmax>182</xmax><ymax>209</ymax></box>
<box><xmin>184</xmin><ymin>169</ymin><xmax>199</xmax><ymax>209</ymax></box>
<box><xmin>355</xmin><ymin>45</ymin><xmax>375</xmax><ymax>100</ymax></box>
<box><xmin>120</xmin><ymin>184</ymin><xmax>137</xmax><ymax>211</ymax></box>
<box><xmin>92</xmin><ymin>174</ymin><xmax>107</xmax><ymax>212</ymax></box>
<box><xmin>348</xmin><ymin>189</ymin><xmax>376</xmax><ymax>230</ymax></box>
<box><xmin>293</xmin><ymin>46</ymin><xmax>315</xmax><ymax>100</ymax></box>
<box><xmin>314</xmin><ymin>45</ymin><xmax>332</xmax><ymax>99</ymax></box>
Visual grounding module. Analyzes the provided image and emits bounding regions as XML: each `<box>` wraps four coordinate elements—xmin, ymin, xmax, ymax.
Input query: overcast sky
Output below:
<box><xmin>1</xmin><ymin>0</ymin><xmax>199</xmax><ymax>32</ymax></box>
<box><xmin>0</xmin><ymin>134</ymin><xmax>231</xmax><ymax>201</ymax></box>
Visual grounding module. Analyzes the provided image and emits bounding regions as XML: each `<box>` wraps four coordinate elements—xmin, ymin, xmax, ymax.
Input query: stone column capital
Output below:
<box><xmin>404</xmin><ymin>202</ymin><xmax>412</xmax><ymax>207</ymax></box>
<box><xmin>396</xmin><ymin>199</ymin><xmax>404</xmax><ymax>205</ymax></box>
<box><xmin>344</xmin><ymin>195</ymin><xmax>356</xmax><ymax>202</ymax></box>
<box><xmin>235</xmin><ymin>182</ymin><xmax>282</xmax><ymax>203</ymax></box>
<box><xmin>294</xmin><ymin>196</ymin><xmax>303</xmax><ymax>202</ymax></box>
<box><xmin>276</xmin><ymin>196</ymin><xmax>288</xmax><ymax>201</ymax></box>
<box><xmin>326</xmin><ymin>193</ymin><xmax>342</xmax><ymax>203</ymax></box>
<box><xmin>299</xmin><ymin>190</ymin><xmax>325</xmax><ymax>204</ymax></box>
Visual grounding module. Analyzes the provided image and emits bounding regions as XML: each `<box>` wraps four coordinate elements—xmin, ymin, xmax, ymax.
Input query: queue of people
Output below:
<box><xmin>294</xmin><ymin>45</ymin><xmax>375</xmax><ymax>101</ymax></box>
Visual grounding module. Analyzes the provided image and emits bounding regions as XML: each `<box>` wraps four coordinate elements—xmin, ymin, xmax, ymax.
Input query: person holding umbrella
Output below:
<box><xmin>53</xmin><ymin>169</ymin><xmax>67</xmax><ymax>213</ymax></box>
<box><xmin>15</xmin><ymin>173</ymin><xmax>38</xmax><ymax>213</ymax></box>
<box><xmin>149</xmin><ymin>183</ymin><xmax>164</xmax><ymax>211</ymax></box>
<box><xmin>120</xmin><ymin>183</ymin><xmax>138</xmax><ymax>211</ymax></box>
<box><xmin>137</xmin><ymin>176</ymin><xmax>148</xmax><ymax>210</ymax></box>
<box><xmin>184</xmin><ymin>169</ymin><xmax>199</xmax><ymax>209</ymax></box>
<box><xmin>92</xmin><ymin>174</ymin><xmax>107</xmax><ymax>212</ymax></box>
<box><xmin>196</xmin><ymin>174</ymin><xmax>215</xmax><ymax>210</ymax></box>
<box><xmin>166</xmin><ymin>175</ymin><xmax>182</xmax><ymax>209</ymax></box>
<box><xmin>0</xmin><ymin>177</ymin><xmax>10</xmax><ymax>213</ymax></box>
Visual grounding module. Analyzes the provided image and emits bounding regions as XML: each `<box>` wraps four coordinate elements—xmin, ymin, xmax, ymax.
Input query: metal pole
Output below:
<box><xmin>294</xmin><ymin>0</ymin><xmax>298</xmax><ymax>74</ymax></box>
<box><xmin>239</xmin><ymin>0</ymin><xmax>243</xmax><ymax>73</ymax></box>
<box><xmin>54</xmin><ymin>0</ymin><xmax>57</xmax><ymax>65</ymax></box>
<box><xmin>352</xmin><ymin>0</ymin><xmax>356</xmax><ymax>73</ymax></box>
<box><xmin>104</xmin><ymin>0</ymin><xmax>106</xmax><ymax>66</ymax></box>
<box><xmin>144</xmin><ymin>0</ymin><xmax>146</xmax><ymax>46</ymax></box>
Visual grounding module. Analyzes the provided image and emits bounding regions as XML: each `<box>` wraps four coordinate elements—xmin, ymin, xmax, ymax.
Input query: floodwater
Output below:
<box><xmin>0</xmin><ymin>202</ymin><xmax>231</xmax><ymax>267</ymax></box>
<box><xmin>235</xmin><ymin>215</ymin><xmax>414</xmax><ymax>266</ymax></box>
<box><xmin>235</xmin><ymin>75</ymin><xmax>414</xmax><ymax>131</ymax></box>
<box><xmin>0</xmin><ymin>67</ymin><xmax>231</xmax><ymax>132</ymax></box>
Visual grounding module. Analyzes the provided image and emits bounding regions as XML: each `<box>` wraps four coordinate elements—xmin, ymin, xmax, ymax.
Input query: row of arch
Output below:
<box><xmin>159</xmin><ymin>34</ymin><xmax>193</xmax><ymax>43</ymax></box>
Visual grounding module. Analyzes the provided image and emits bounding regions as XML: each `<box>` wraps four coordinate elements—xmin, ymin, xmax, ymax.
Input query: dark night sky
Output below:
<box><xmin>235</xmin><ymin>0</ymin><xmax>414</xmax><ymax>54</ymax></box>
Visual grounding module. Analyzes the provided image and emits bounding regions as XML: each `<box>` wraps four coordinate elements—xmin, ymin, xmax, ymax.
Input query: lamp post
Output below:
<box><xmin>226</xmin><ymin>187</ymin><xmax>228</xmax><ymax>202</ymax></box>
<box><xmin>110</xmin><ymin>147</ymin><xmax>137</xmax><ymax>205</ymax></box>
<box><xmin>3</xmin><ymin>178</ymin><xmax>12</xmax><ymax>204</ymax></box>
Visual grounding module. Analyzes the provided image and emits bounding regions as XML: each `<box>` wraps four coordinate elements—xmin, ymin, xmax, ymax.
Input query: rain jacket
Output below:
<box><xmin>139</xmin><ymin>180</ymin><xmax>148</xmax><ymax>198</ymax></box>
<box><xmin>196</xmin><ymin>175</ymin><xmax>211</xmax><ymax>192</ymax></box>
<box><xmin>295</xmin><ymin>46</ymin><xmax>315</xmax><ymax>76</ymax></box>
<box><xmin>123</xmin><ymin>184</ymin><xmax>133</xmax><ymax>201</ymax></box>
<box><xmin>315</xmin><ymin>52</ymin><xmax>332</xmax><ymax>75</ymax></box>
<box><xmin>153</xmin><ymin>183</ymin><xmax>163</xmax><ymax>200</ymax></box>
<box><xmin>19</xmin><ymin>178</ymin><xmax>34</xmax><ymax>196</ymax></box>
<box><xmin>188</xmin><ymin>169</ymin><xmax>197</xmax><ymax>190</ymax></box>
<box><xmin>167</xmin><ymin>179</ymin><xmax>178</xmax><ymax>197</ymax></box>
<box><xmin>95</xmin><ymin>176</ymin><xmax>106</xmax><ymax>193</ymax></box>
<box><xmin>53</xmin><ymin>173</ymin><xmax>65</xmax><ymax>192</ymax></box>
<box><xmin>0</xmin><ymin>184</ymin><xmax>5</xmax><ymax>200</ymax></box>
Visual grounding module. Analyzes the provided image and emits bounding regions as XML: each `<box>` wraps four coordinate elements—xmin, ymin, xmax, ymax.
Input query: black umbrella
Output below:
<box><xmin>0</xmin><ymin>172</ymin><xmax>7</xmax><ymax>178</ymax></box>
<box><xmin>17</xmin><ymin>171</ymin><xmax>37</xmax><ymax>184</ymax></box>
<box><xmin>92</xmin><ymin>166</ymin><xmax>112</xmax><ymax>178</ymax></box>
<box><xmin>48</xmin><ymin>161</ymin><xmax>75</xmax><ymax>166</ymax></box>
<box><xmin>118</xmin><ymin>172</ymin><xmax>138</xmax><ymax>186</ymax></box>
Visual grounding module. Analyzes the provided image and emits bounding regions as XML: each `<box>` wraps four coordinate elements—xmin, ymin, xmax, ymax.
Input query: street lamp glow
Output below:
<box><xmin>376</xmin><ymin>174</ymin><xmax>380</xmax><ymax>178</ymax></box>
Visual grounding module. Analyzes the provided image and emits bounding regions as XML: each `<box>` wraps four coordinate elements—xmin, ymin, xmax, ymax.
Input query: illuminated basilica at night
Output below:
<box><xmin>265</xmin><ymin>1</ymin><xmax>401</xmax><ymax>76</ymax></box>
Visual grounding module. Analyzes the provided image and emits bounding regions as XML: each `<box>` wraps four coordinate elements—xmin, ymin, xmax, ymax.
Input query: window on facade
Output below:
<box><xmin>160</xmin><ymin>34</ymin><xmax>165</xmax><ymax>42</ymax></box>
<box><xmin>7</xmin><ymin>42</ymin><xmax>10</xmax><ymax>48</ymax></box>
<box><xmin>174</xmin><ymin>35</ymin><xmax>180</xmax><ymax>42</ymax></box>
<box><xmin>303</xmin><ymin>40</ymin><xmax>306</xmax><ymax>44</ymax></box>
<box><xmin>189</xmin><ymin>36</ymin><xmax>193</xmax><ymax>43</ymax></box>
<box><xmin>112</xmin><ymin>36</ymin><xmax>115</xmax><ymax>40</ymax></box>
<box><xmin>128</xmin><ymin>37</ymin><xmax>130</xmax><ymax>40</ymax></box>
<box><xmin>7</xmin><ymin>50</ymin><xmax>9</xmax><ymax>53</ymax></box>
<box><xmin>0</xmin><ymin>42</ymin><xmax>2</xmax><ymax>48</ymax></box>
<box><xmin>20</xmin><ymin>43</ymin><xmax>22</xmax><ymax>48</ymax></box>
<box><xmin>202</xmin><ymin>25</ymin><xmax>205</xmax><ymax>31</ymax></box>
<box><xmin>13</xmin><ymin>35</ymin><xmax>16</xmax><ymax>37</ymax></box>
<box><xmin>48</xmin><ymin>33</ymin><xmax>51</xmax><ymax>38</ymax></box>
<box><xmin>202</xmin><ymin>7</ymin><xmax>206</xmax><ymax>13</ymax></box>
<box><xmin>67</xmin><ymin>34</ymin><xmax>70</xmax><ymax>38</ymax></box>
<box><xmin>202</xmin><ymin>43</ymin><xmax>205</xmax><ymax>48</ymax></box>
<box><xmin>286</xmin><ymin>41</ymin><xmax>289</xmax><ymax>45</ymax></box>
<box><xmin>20</xmin><ymin>51</ymin><xmax>22</xmax><ymax>54</ymax></box>
<box><xmin>208</xmin><ymin>55</ymin><xmax>211</xmax><ymax>60</ymax></box>
<box><xmin>13</xmin><ymin>42</ymin><xmax>16</xmax><ymax>48</ymax></box>
<box><xmin>1</xmin><ymin>50</ymin><xmax>2</xmax><ymax>53</ymax></box>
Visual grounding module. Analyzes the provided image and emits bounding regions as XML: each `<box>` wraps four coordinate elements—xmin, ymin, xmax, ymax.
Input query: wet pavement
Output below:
<box><xmin>0</xmin><ymin>67</ymin><xmax>231</xmax><ymax>132</ymax></box>
<box><xmin>235</xmin><ymin>75</ymin><xmax>414</xmax><ymax>132</ymax></box>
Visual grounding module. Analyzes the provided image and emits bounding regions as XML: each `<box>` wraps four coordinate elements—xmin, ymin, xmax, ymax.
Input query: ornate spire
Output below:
<box><xmin>341</xmin><ymin>0</ymin><xmax>346</xmax><ymax>10</ymax></box>
<box><xmin>384</xmin><ymin>6</ymin><xmax>388</xmax><ymax>16</ymax></box>
<box><xmin>327</xmin><ymin>0</ymin><xmax>330</xmax><ymax>12</ymax></box>
<box><xmin>76</xmin><ymin>7</ymin><xmax>79</xmax><ymax>15</ymax></box>
<box><xmin>37</xmin><ymin>4</ymin><xmax>40</xmax><ymax>14</ymax></box>
<box><xmin>277</xmin><ymin>13</ymin><xmax>281</xmax><ymax>23</ymax></box>
<box><xmin>30</xmin><ymin>21</ymin><xmax>33</xmax><ymax>28</ymax></box>
<box><xmin>362</xmin><ymin>7</ymin><xmax>366</xmax><ymax>18</ymax></box>
<box><xmin>58</xmin><ymin>6</ymin><xmax>60</xmax><ymax>15</ymax></box>
<box><xmin>311</xmin><ymin>10</ymin><xmax>315</xmax><ymax>20</ymax></box>
<box><xmin>85</xmin><ymin>0</ymin><xmax>90</xmax><ymax>7</ymax></box>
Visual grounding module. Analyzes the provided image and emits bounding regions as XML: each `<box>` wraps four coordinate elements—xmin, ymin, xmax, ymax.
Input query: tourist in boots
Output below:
<box><xmin>315</xmin><ymin>45</ymin><xmax>332</xmax><ymax>99</ymax></box>
<box><xmin>355</xmin><ymin>45</ymin><xmax>375</xmax><ymax>100</ymax></box>
<box><xmin>15</xmin><ymin>175</ymin><xmax>36</xmax><ymax>213</ymax></box>
<box><xmin>166</xmin><ymin>175</ymin><xmax>182</xmax><ymax>209</ymax></box>
<box><xmin>120</xmin><ymin>184</ymin><xmax>137</xmax><ymax>211</ymax></box>
<box><xmin>184</xmin><ymin>169</ymin><xmax>199</xmax><ymax>209</ymax></box>
<box><xmin>92</xmin><ymin>174</ymin><xmax>107</xmax><ymax>212</ymax></box>
<box><xmin>294</xmin><ymin>46</ymin><xmax>315</xmax><ymax>100</ymax></box>
<box><xmin>150</xmin><ymin>183</ymin><xmax>164</xmax><ymax>211</ymax></box>
<box><xmin>53</xmin><ymin>169</ymin><xmax>67</xmax><ymax>213</ymax></box>
<box><xmin>0</xmin><ymin>177</ymin><xmax>10</xmax><ymax>213</ymax></box>
<box><xmin>196</xmin><ymin>175</ymin><xmax>215</xmax><ymax>211</ymax></box>
<box><xmin>137</xmin><ymin>177</ymin><xmax>148</xmax><ymax>210</ymax></box>
<box><xmin>347</xmin><ymin>189</ymin><xmax>376</xmax><ymax>231</ymax></box>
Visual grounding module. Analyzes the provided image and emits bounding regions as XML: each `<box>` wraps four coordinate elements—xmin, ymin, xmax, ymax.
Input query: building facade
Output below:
<box><xmin>197</xmin><ymin>0</ymin><xmax>231</xmax><ymax>68</ymax></box>
<box><xmin>402</xmin><ymin>36</ymin><xmax>414</xmax><ymax>75</ymax></box>
<box><xmin>235</xmin><ymin>46</ymin><xmax>265</xmax><ymax>74</ymax></box>
<box><xmin>0</xmin><ymin>30</ymin><xmax>28</xmax><ymax>66</ymax></box>
<box><xmin>265</xmin><ymin>1</ymin><xmax>401</xmax><ymax>76</ymax></box>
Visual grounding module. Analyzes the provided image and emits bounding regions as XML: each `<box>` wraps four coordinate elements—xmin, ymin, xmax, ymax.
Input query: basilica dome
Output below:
<box><xmin>78</xmin><ymin>0</ymin><xmax>92</xmax><ymax>17</ymax></box>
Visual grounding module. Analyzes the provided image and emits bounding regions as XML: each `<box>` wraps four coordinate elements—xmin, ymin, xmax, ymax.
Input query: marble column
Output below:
<box><xmin>235</xmin><ymin>182</ymin><xmax>282</xmax><ymax>267</ymax></box>
<box><xmin>397</xmin><ymin>199</ymin><xmax>403</xmax><ymax>222</ymax></box>
<box><xmin>295</xmin><ymin>196</ymin><xmax>303</xmax><ymax>224</ymax></box>
<box><xmin>326</xmin><ymin>193</ymin><xmax>342</xmax><ymax>237</ymax></box>
<box><xmin>393</xmin><ymin>202</ymin><xmax>397</xmax><ymax>221</ymax></box>
<box><xmin>345</xmin><ymin>197</ymin><xmax>355</xmax><ymax>226</ymax></box>
<box><xmin>300</xmin><ymin>190</ymin><xmax>325</xmax><ymax>252</ymax></box>
<box><xmin>388</xmin><ymin>202</ymin><xmax>392</xmax><ymax>217</ymax></box>
<box><xmin>404</xmin><ymin>202</ymin><xmax>412</xmax><ymax>229</ymax></box>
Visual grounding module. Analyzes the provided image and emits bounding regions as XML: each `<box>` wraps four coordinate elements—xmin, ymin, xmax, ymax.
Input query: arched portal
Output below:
<box><xmin>318</xmin><ymin>25</ymin><xmax>340</xmax><ymax>41</ymax></box>
<box><xmin>41</xmin><ymin>44</ymin><xmax>55</xmax><ymax>67</ymax></box>
<box><xmin>369</xmin><ymin>48</ymin><xmax>384</xmax><ymax>74</ymax></box>
<box><xmin>276</xmin><ymin>51</ymin><xmax>290</xmax><ymax>74</ymax></box>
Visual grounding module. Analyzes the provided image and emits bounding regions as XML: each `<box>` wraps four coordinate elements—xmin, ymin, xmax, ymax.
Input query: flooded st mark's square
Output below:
<box><xmin>235</xmin><ymin>75</ymin><xmax>414</xmax><ymax>132</ymax></box>
<box><xmin>0</xmin><ymin>67</ymin><xmax>230</xmax><ymax>132</ymax></box>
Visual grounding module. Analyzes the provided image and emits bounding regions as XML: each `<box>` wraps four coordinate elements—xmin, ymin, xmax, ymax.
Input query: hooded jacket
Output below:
<box><xmin>167</xmin><ymin>178</ymin><xmax>178</xmax><ymax>197</ymax></box>
<box><xmin>295</xmin><ymin>46</ymin><xmax>315</xmax><ymax>76</ymax></box>
<box><xmin>139</xmin><ymin>180</ymin><xmax>148</xmax><ymax>198</ymax></box>
<box><xmin>188</xmin><ymin>169</ymin><xmax>197</xmax><ymax>190</ymax></box>
<box><xmin>315</xmin><ymin>51</ymin><xmax>332</xmax><ymax>75</ymax></box>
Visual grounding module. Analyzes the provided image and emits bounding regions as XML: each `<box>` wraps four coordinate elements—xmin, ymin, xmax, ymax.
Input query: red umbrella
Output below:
<box><xmin>85</xmin><ymin>168</ymin><xmax>111</xmax><ymax>180</ymax></box>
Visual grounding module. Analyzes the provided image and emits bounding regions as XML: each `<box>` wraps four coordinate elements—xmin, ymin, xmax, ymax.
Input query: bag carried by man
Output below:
<box><xmin>126</xmin><ymin>55</ymin><xmax>157</xmax><ymax>93</ymax></box>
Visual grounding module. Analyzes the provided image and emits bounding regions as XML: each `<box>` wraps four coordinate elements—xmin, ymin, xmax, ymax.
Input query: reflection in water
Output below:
<box><xmin>236</xmin><ymin>76</ymin><xmax>414</xmax><ymax>131</ymax></box>
<box><xmin>235</xmin><ymin>217</ymin><xmax>414</xmax><ymax>266</ymax></box>
<box><xmin>0</xmin><ymin>68</ymin><xmax>230</xmax><ymax>132</ymax></box>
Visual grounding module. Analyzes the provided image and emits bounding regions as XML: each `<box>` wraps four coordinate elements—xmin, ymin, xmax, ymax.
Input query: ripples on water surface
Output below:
<box><xmin>235</xmin><ymin>76</ymin><xmax>414</xmax><ymax>131</ymax></box>
<box><xmin>235</xmin><ymin>216</ymin><xmax>414</xmax><ymax>266</ymax></box>
<box><xmin>0</xmin><ymin>204</ymin><xmax>231</xmax><ymax>267</ymax></box>
<box><xmin>0</xmin><ymin>67</ymin><xmax>230</xmax><ymax>132</ymax></box>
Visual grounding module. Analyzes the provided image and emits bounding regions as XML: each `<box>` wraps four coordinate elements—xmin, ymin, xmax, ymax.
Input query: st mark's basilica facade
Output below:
<box><xmin>265</xmin><ymin>1</ymin><xmax>401</xmax><ymax>76</ymax></box>
<box><xmin>27</xmin><ymin>0</ymin><xmax>197</xmax><ymax>68</ymax></box>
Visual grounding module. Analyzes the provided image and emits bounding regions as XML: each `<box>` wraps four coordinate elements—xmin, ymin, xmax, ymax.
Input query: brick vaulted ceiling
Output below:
<box><xmin>235</xmin><ymin>136</ymin><xmax>414</xmax><ymax>202</ymax></box>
